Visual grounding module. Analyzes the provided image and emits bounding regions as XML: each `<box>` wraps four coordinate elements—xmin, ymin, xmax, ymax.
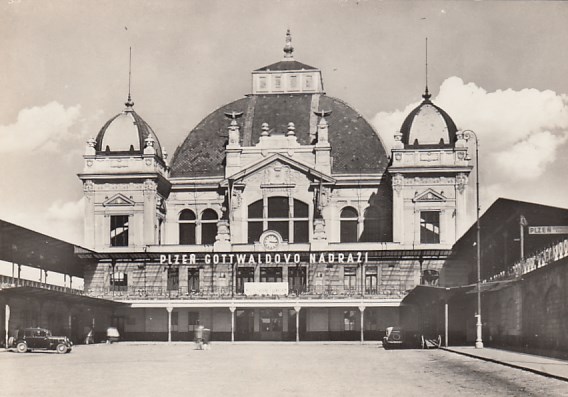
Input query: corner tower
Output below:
<box><xmin>389</xmin><ymin>88</ymin><xmax>472</xmax><ymax>246</ymax></box>
<box><xmin>78</xmin><ymin>96</ymin><xmax>171</xmax><ymax>250</ymax></box>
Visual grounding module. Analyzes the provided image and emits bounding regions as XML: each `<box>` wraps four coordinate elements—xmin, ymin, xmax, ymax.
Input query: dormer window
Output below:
<box><xmin>259</xmin><ymin>76</ymin><xmax>267</xmax><ymax>90</ymax></box>
<box><xmin>290</xmin><ymin>75</ymin><xmax>298</xmax><ymax>89</ymax></box>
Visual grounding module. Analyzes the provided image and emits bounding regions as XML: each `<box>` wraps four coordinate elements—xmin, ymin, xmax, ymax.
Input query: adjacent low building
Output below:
<box><xmin>403</xmin><ymin>198</ymin><xmax>568</xmax><ymax>357</ymax></box>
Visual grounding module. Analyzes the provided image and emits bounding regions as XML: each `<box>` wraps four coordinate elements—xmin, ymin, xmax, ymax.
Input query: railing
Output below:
<box><xmin>486</xmin><ymin>237</ymin><xmax>568</xmax><ymax>282</ymax></box>
<box><xmin>0</xmin><ymin>275</ymin><xmax>84</xmax><ymax>295</ymax></box>
<box><xmin>86</xmin><ymin>285</ymin><xmax>406</xmax><ymax>300</ymax></box>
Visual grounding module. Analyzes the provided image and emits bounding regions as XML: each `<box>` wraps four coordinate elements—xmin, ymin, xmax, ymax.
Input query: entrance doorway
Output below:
<box><xmin>259</xmin><ymin>309</ymin><xmax>283</xmax><ymax>340</ymax></box>
<box><xmin>235</xmin><ymin>309</ymin><xmax>254</xmax><ymax>341</ymax></box>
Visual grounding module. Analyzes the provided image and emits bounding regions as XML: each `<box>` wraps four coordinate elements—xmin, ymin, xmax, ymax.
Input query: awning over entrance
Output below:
<box><xmin>0</xmin><ymin>219</ymin><xmax>96</xmax><ymax>278</ymax></box>
<box><xmin>402</xmin><ymin>284</ymin><xmax>473</xmax><ymax>306</ymax></box>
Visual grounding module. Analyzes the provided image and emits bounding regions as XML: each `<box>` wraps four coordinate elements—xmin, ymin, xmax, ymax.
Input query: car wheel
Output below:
<box><xmin>56</xmin><ymin>343</ymin><xmax>68</xmax><ymax>354</ymax></box>
<box><xmin>16</xmin><ymin>342</ymin><xmax>28</xmax><ymax>353</ymax></box>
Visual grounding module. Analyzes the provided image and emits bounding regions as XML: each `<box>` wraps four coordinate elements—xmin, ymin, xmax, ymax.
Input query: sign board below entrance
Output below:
<box><xmin>244</xmin><ymin>282</ymin><xmax>288</xmax><ymax>296</ymax></box>
<box><xmin>528</xmin><ymin>226</ymin><xmax>568</xmax><ymax>235</ymax></box>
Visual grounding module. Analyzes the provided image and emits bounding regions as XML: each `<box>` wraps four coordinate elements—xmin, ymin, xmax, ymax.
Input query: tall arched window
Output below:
<box><xmin>179</xmin><ymin>209</ymin><xmax>196</xmax><ymax>245</ymax></box>
<box><xmin>201</xmin><ymin>209</ymin><xmax>218</xmax><ymax>245</ymax></box>
<box><xmin>340</xmin><ymin>207</ymin><xmax>358</xmax><ymax>243</ymax></box>
<box><xmin>247</xmin><ymin>197</ymin><xmax>309</xmax><ymax>243</ymax></box>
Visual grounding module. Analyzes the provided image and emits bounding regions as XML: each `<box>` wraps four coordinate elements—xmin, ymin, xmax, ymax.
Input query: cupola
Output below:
<box><xmin>93</xmin><ymin>95</ymin><xmax>164</xmax><ymax>159</ymax></box>
<box><xmin>399</xmin><ymin>88</ymin><xmax>458</xmax><ymax>148</ymax></box>
<box><xmin>251</xmin><ymin>30</ymin><xmax>324</xmax><ymax>95</ymax></box>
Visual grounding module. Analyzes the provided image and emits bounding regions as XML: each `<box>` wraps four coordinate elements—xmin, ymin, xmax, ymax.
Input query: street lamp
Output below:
<box><xmin>463</xmin><ymin>130</ymin><xmax>483</xmax><ymax>349</ymax></box>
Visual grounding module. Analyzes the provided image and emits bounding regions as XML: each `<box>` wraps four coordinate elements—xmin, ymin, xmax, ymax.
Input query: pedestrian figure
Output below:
<box><xmin>194</xmin><ymin>323</ymin><xmax>205</xmax><ymax>350</ymax></box>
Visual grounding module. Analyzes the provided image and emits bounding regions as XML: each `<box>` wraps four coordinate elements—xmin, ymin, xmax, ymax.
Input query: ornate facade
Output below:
<box><xmin>77</xmin><ymin>32</ymin><xmax>475</xmax><ymax>341</ymax></box>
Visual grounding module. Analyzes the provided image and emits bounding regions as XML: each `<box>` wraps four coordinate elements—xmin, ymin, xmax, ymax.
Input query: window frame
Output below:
<box><xmin>188</xmin><ymin>267</ymin><xmax>200</xmax><ymax>293</ymax></box>
<box><xmin>247</xmin><ymin>197</ymin><xmax>310</xmax><ymax>244</ymax></box>
<box><xmin>420</xmin><ymin>210</ymin><xmax>441</xmax><ymax>244</ymax></box>
<box><xmin>340</xmin><ymin>207</ymin><xmax>359</xmax><ymax>243</ymax></box>
<box><xmin>343</xmin><ymin>266</ymin><xmax>357</xmax><ymax>291</ymax></box>
<box><xmin>201</xmin><ymin>209</ymin><xmax>219</xmax><ymax>245</ymax></box>
<box><xmin>110</xmin><ymin>215</ymin><xmax>129</xmax><ymax>247</ymax></box>
<box><xmin>179</xmin><ymin>209</ymin><xmax>197</xmax><ymax>245</ymax></box>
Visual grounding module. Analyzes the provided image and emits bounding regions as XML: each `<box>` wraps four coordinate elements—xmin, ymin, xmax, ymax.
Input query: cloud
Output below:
<box><xmin>0</xmin><ymin>198</ymin><xmax>85</xmax><ymax>246</ymax></box>
<box><xmin>372</xmin><ymin>77</ymin><xmax>568</xmax><ymax>187</ymax></box>
<box><xmin>0</xmin><ymin>101</ymin><xmax>82</xmax><ymax>154</ymax></box>
<box><xmin>46</xmin><ymin>197</ymin><xmax>85</xmax><ymax>223</ymax></box>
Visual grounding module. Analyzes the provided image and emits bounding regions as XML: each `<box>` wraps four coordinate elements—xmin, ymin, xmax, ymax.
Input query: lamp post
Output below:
<box><xmin>463</xmin><ymin>130</ymin><xmax>483</xmax><ymax>349</ymax></box>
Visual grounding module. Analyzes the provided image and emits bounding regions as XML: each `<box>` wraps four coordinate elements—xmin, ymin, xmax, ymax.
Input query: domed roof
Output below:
<box><xmin>400</xmin><ymin>90</ymin><xmax>458</xmax><ymax>148</ymax></box>
<box><xmin>94</xmin><ymin>98</ymin><xmax>164</xmax><ymax>159</ymax></box>
<box><xmin>170</xmin><ymin>94</ymin><xmax>389</xmax><ymax>178</ymax></box>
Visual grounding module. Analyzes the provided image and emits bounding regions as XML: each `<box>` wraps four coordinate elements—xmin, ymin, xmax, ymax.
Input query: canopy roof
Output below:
<box><xmin>0</xmin><ymin>219</ymin><xmax>95</xmax><ymax>278</ymax></box>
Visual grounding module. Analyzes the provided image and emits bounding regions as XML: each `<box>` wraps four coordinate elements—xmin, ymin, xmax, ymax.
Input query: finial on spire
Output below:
<box><xmin>423</xmin><ymin>37</ymin><xmax>431</xmax><ymax>101</ymax></box>
<box><xmin>283</xmin><ymin>29</ymin><xmax>294</xmax><ymax>59</ymax></box>
<box><xmin>125</xmin><ymin>47</ymin><xmax>134</xmax><ymax>108</ymax></box>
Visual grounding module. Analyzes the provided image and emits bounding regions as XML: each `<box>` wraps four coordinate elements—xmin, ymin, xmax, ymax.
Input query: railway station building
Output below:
<box><xmin>73</xmin><ymin>32</ymin><xmax>475</xmax><ymax>342</ymax></box>
<box><xmin>3</xmin><ymin>32</ymin><xmax>477</xmax><ymax>343</ymax></box>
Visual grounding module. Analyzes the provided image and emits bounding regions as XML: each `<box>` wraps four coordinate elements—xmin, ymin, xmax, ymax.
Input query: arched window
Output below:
<box><xmin>247</xmin><ymin>197</ymin><xmax>310</xmax><ymax>243</ymax></box>
<box><xmin>179</xmin><ymin>209</ymin><xmax>196</xmax><ymax>245</ymax></box>
<box><xmin>340</xmin><ymin>207</ymin><xmax>358</xmax><ymax>243</ymax></box>
<box><xmin>201</xmin><ymin>209</ymin><xmax>218</xmax><ymax>245</ymax></box>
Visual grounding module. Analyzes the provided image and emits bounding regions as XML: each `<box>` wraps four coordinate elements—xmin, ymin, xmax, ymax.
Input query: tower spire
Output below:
<box><xmin>423</xmin><ymin>37</ymin><xmax>431</xmax><ymax>101</ymax></box>
<box><xmin>283</xmin><ymin>29</ymin><xmax>294</xmax><ymax>59</ymax></box>
<box><xmin>125</xmin><ymin>46</ymin><xmax>134</xmax><ymax>108</ymax></box>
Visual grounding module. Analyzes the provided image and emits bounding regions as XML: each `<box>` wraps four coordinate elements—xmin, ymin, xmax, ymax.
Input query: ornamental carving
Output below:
<box><xmin>392</xmin><ymin>174</ymin><xmax>403</xmax><ymax>193</ymax></box>
<box><xmin>83</xmin><ymin>180</ymin><xmax>95</xmax><ymax>193</ymax></box>
<box><xmin>263</xmin><ymin>163</ymin><xmax>292</xmax><ymax>185</ymax></box>
<box><xmin>231</xmin><ymin>189</ymin><xmax>243</xmax><ymax>210</ymax></box>
<box><xmin>456</xmin><ymin>173</ymin><xmax>468</xmax><ymax>194</ymax></box>
<box><xmin>144</xmin><ymin>179</ymin><xmax>157</xmax><ymax>193</ymax></box>
<box><xmin>320</xmin><ymin>187</ymin><xmax>331</xmax><ymax>208</ymax></box>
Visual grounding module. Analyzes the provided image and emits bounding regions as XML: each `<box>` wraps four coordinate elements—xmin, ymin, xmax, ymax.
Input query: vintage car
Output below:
<box><xmin>383</xmin><ymin>326</ymin><xmax>441</xmax><ymax>349</ymax></box>
<box><xmin>9</xmin><ymin>327</ymin><xmax>72</xmax><ymax>354</ymax></box>
<box><xmin>382</xmin><ymin>326</ymin><xmax>424</xmax><ymax>349</ymax></box>
<box><xmin>382</xmin><ymin>326</ymin><xmax>405</xmax><ymax>349</ymax></box>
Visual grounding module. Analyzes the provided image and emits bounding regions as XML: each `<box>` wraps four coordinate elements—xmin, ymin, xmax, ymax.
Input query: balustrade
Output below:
<box><xmin>0</xmin><ymin>274</ymin><xmax>83</xmax><ymax>295</ymax></box>
<box><xmin>85</xmin><ymin>283</ymin><xmax>404</xmax><ymax>300</ymax></box>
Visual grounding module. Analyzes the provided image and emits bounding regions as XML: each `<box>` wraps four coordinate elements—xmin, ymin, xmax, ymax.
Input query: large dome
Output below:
<box><xmin>95</xmin><ymin>99</ymin><xmax>164</xmax><ymax>159</ymax></box>
<box><xmin>400</xmin><ymin>91</ymin><xmax>458</xmax><ymax>148</ymax></box>
<box><xmin>170</xmin><ymin>94</ymin><xmax>389</xmax><ymax>178</ymax></box>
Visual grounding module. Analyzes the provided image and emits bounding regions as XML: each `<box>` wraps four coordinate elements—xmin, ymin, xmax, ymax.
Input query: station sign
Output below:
<box><xmin>159</xmin><ymin>251</ymin><xmax>369</xmax><ymax>266</ymax></box>
<box><xmin>528</xmin><ymin>226</ymin><xmax>568</xmax><ymax>235</ymax></box>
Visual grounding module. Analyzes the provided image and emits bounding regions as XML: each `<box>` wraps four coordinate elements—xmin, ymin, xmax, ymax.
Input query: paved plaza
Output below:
<box><xmin>1</xmin><ymin>343</ymin><xmax>567</xmax><ymax>397</ymax></box>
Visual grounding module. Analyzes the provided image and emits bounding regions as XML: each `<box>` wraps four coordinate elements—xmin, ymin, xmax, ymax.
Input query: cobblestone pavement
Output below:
<box><xmin>1</xmin><ymin>343</ymin><xmax>566</xmax><ymax>397</ymax></box>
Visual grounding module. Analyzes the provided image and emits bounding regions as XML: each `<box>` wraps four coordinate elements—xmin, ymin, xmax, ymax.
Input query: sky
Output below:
<box><xmin>1</xmin><ymin>0</ymin><xmax>568</xmax><ymax>254</ymax></box>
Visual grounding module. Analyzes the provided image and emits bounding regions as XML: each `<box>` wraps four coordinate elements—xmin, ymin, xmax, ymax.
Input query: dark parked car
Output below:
<box><xmin>383</xmin><ymin>326</ymin><xmax>442</xmax><ymax>349</ymax></box>
<box><xmin>383</xmin><ymin>326</ymin><xmax>405</xmax><ymax>349</ymax></box>
<box><xmin>382</xmin><ymin>326</ymin><xmax>423</xmax><ymax>349</ymax></box>
<box><xmin>9</xmin><ymin>327</ymin><xmax>72</xmax><ymax>354</ymax></box>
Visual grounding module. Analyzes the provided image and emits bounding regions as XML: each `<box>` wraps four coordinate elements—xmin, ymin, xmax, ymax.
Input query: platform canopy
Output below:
<box><xmin>0</xmin><ymin>219</ymin><xmax>95</xmax><ymax>278</ymax></box>
<box><xmin>0</xmin><ymin>286</ymin><xmax>125</xmax><ymax>307</ymax></box>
